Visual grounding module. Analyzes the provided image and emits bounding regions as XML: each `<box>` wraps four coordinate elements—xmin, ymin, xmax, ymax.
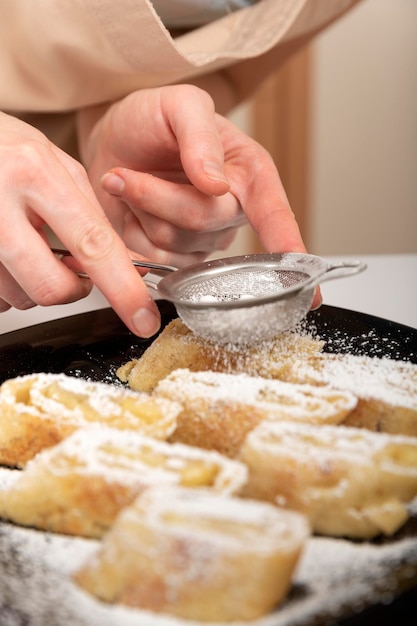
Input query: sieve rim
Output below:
<box><xmin>156</xmin><ymin>252</ymin><xmax>324</xmax><ymax>310</ymax></box>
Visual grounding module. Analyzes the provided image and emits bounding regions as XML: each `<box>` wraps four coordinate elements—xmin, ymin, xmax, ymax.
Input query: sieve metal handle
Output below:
<box><xmin>51</xmin><ymin>249</ymin><xmax>176</xmax><ymax>283</ymax></box>
<box><xmin>318</xmin><ymin>260</ymin><xmax>367</xmax><ymax>285</ymax></box>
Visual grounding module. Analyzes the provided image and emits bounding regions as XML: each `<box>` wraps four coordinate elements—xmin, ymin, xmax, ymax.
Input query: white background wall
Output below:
<box><xmin>308</xmin><ymin>0</ymin><xmax>417</xmax><ymax>255</ymax></box>
<box><xmin>229</xmin><ymin>0</ymin><xmax>417</xmax><ymax>256</ymax></box>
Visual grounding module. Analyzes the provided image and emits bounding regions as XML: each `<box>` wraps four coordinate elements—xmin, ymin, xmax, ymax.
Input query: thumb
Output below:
<box><xmin>165</xmin><ymin>87</ymin><xmax>230</xmax><ymax>196</ymax></box>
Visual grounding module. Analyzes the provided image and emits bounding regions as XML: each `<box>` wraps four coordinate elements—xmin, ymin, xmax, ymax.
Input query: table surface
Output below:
<box><xmin>0</xmin><ymin>254</ymin><xmax>415</xmax><ymax>335</ymax></box>
<box><xmin>319</xmin><ymin>254</ymin><xmax>416</xmax><ymax>329</ymax></box>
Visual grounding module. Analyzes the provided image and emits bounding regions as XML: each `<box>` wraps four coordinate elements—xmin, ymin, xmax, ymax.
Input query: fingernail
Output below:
<box><xmin>203</xmin><ymin>161</ymin><xmax>229</xmax><ymax>185</ymax></box>
<box><xmin>132</xmin><ymin>307</ymin><xmax>161</xmax><ymax>338</ymax></box>
<box><xmin>101</xmin><ymin>172</ymin><xmax>125</xmax><ymax>196</ymax></box>
<box><xmin>310</xmin><ymin>295</ymin><xmax>323</xmax><ymax>311</ymax></box>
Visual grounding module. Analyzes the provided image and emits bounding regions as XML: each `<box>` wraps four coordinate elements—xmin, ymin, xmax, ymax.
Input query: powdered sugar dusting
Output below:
<box><xmin>0</xmin><ymin>468</ymin><xmax>19</xmax><ymax>490</ymax></box>
<box><xmin>118</xmin><ymin>486</ymin><xmax>309</xmax><ymax>554</ymax></box>
<box><xmin>336</xmin><ymin>325</ymin><xmax>413</xmax><ymax>357</ymax></box>
<box><xmin>0</xmin><ymin>372</ymin><xmax>181</xmax><ymax>438</ymax></box>
<box><xmin>245</xmin><ymin>420</ymin><xmax>417</xmax><ymax>462</ymax></box>
<box><xmin>0</xmin><ymin>309</ymin><xmax>416</xmax><ymax>623</ymax></box>
<box><xmin>19</xmin><ymin>426</ymin><xmax>247</xmax><ymax>495</ymax></box>
<box><xmin>179</xmin><ymin>320</ymin><xmax>325</xmax><ymax>379</ymax></box>
<box><xmin>288</xmin><ymin>353</ymin><xmax>417</xmax><ymax>410</ymax></box>
<box><xmin>155</xmin><ymin>369</ymin><xmax>357</xmax><ymax>423</ymax></box>
<box><xmin>1</xmin><ymin>509</ymin><xmax>416</xmax><ymax>626</ymax></box>
<box><xmin>178</xmin><ymin>269</ymin><xmax>288</xmax><ymax>303</ymax></box>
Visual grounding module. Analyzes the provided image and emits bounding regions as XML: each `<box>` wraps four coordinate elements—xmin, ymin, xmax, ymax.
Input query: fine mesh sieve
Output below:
<box><xmin>53</xmin><ymin>249</ymin><xmax>366</xmax><ymax>345</ymax></box>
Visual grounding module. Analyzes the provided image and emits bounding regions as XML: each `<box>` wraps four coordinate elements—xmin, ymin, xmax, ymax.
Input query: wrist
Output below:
<box><xmin>76</xmin><ymin>102</ymin><xmax>112</xmax><ymax>167</ymax></box>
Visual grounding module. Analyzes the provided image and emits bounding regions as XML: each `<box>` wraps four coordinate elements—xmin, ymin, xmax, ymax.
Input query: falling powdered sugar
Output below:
<box><xmin>1</xmin><ymin>506</ymin><xmax>417</xmax><ymax>626</ymax></box>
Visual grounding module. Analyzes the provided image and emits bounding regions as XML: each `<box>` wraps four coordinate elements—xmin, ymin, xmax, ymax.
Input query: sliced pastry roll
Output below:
<box><xmin>154</xmin><ymin>368</ymin><xmax>357</xmax><ymax>457</ymax></box>
<box><xmin>0</xmin><ymin>373</ymin><xmax>180</xmax><ymax>466</ymax></box>
<box><xmin>117</xmin><ymin>317</ymin><xmax>324</xmax><ymax>393</ymax></box>
<box><xmin>0</xmin><ymin>426</ymin><xmax>246</xmax><ymax>537</ymax></box>
<box><xmin>280</xmin><ymin>353</ymin><xmax>417</xmax><ymax>436</ymax></box>
<box><xmin>74</xmin><ymin>485</ymin><xmax>309</xmax><ymax>622</ymax></box>
<box><xmin>240</xmin><ymin>420</ymin><xmax>417</xmax><ymax>538</ymax></box>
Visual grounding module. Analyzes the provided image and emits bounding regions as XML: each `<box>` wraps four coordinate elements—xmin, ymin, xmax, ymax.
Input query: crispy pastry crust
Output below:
<box><xmin>0</xmin><ymin>427</ymin><xmax>247</xmax><ymax>537</ymax></box>
<box><xmin>240</xmin><ymin>421</ymin><xmax>417</xmax><ymax>538</ymax></box>
<box><xmin>0</xmin><ymin>373</ymin><xmax>180</xmax><ymax>466</ymax></box>
<box><xmin>154</xmin><ymin>368</ymin><xmax>357</xmax><ymax>457</ymax></box>
<box><xmin>74</xmin><ymin>485</ymin><xmax>310</xmax><ymax>622</ymax></box>
<box><xmin>117</xmin><ymin>318</ymin><xmax>324</xmax><ymax>393</ymax></box>
<box><xmin>279</xmin><ymin>353</ymin><xmax>417</xmax><ymax>436</ymax></box>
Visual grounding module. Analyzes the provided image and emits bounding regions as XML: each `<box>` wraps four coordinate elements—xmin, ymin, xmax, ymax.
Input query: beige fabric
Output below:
<box><xmin>0</xmin><ymin>0</ymin><xmax>362</xmax><ymax>152</ymax></box>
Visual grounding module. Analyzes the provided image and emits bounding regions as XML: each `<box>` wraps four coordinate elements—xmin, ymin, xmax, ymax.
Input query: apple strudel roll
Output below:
<box><xmin>154</xmin><ymin>368</ymin><xmax>357</xmax><ymax>457</ymax></box>
<box><xmin>240</xmin><ymin>420</ymin><xmax>417</xmax><ymax>538</ymax></box>
<box><xmin>0</xmin><ymin>373</ymin><xmax>180</xmax><ymax>466</ymax></box>
<box><xmin>117</xmin><ymin>318</ymin><xmax>324</xmax><ymax>393</ymax></box>
<box><xmin>280</xmin><ymin>353</ymin><xmax>417</xmax><ymax>436</ymax></box>
<box><xmin>0</xmin><ymin>426</ymin><xmax>247</xmax><ymax>537</ymax></box>
<box><xmin>74</xmin><ymin>485</ymin><xmax>309</xmax><ymax>622</ymax></box>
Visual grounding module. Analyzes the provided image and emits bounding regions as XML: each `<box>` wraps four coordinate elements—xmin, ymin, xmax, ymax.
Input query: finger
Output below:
<box><xmin>311</xmin><ymin>287</ymin><xmax>323</xmax><ymax>310</ymax></box>
<box><xmin>0</xmin><ymin>263</ymin><xmax>36</xmax><ymax>310</ymax></box>
<box><xmin>59</xmin><ymin>219</ymin><xmax>161</xmax><ymax>338</ymax></box>
<box><xmin>0</xmin><ymin>182</ymin><xmax>97</xmax><ymax>307</ymax></box>
<box><xmin>127</xmin><ymin>210</ymin><xmax>240</xmax><ymax>255</ymax></box>
<box><xmin>9</xmin><ymin>154</ymin><xmax>161</xmax><ymax>338</ymax></box>
<box><xmin>52</xmin><ymin>146</ymin><xmax>107</xmax><ymax>213</ymax></box>
<box><xmin>161</xmin><ymin>86</ymin><xmax>231</xmax><ymax>196</ymax></box>
<box><xmin>101</xmin><ymin>169</ymin><xmax>245</xmax><ymax>233</ymax></box>
<box><xmin>0</xmin><ymin>300</ymin><xmax>11</xmax><ymax>313</ymax></box>
<box><xmin>122</xmin><ymin>211</ymin><xmax>239</xmax><ymax>264</ymax></box>
<box><xmin>232</xmin><ymin>157</ymin><xmax>323</xmax><ymax>309</ymax></box>
<box><xmin>228</xmin><ymin>146</ymin><xmax>307</xmax><ymax>254</ymax></box>
<box><xmin>241</xmin><ymin>178</ymin><xmax>323</xmax><ymax>309</ymax></box>
<box><xmin>48</xmin><ymin>192</ymin><xmax>162</xmax><ymax>339</ymax></box>
<box><xmin>0</xmin><ymin>213</ymin><xmax>94</xmax><ymax>307</ymax></box>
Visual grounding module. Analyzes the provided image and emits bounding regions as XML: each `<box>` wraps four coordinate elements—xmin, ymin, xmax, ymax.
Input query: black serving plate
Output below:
<box><xmin>0</xmin><ymin>302</ymin><xmax>415</xmax><ymax>387</ymax></box>
<box><xmin>0</xmin><ymin>302</ymin><xmax>416</xmax><ymax>626</ymax></box>
<box><xmin>0</xmin><ymin>301</ymin><xmax>178</xmax><ymax>385</ymax></box>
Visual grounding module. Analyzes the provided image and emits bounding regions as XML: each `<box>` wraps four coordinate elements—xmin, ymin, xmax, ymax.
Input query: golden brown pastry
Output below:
<box><xmin>279</xmin><ymin>353</ymin><xmax>417</xmax><ymax>436</ymax></box>
<box><xmin>240</xmin><ymin>420</ymin><xmax>417</xmax><ymax>538</ymax></box>
<box><xmin>117</xmin><ymin>317</ymin><xmax>324</xmax><ymax>393</ymax></box>
<box><xmin>0</xmin><ymin>373</ymin><xmax>181</xmax><ymax>466</ymax></box>
<box><xmin>74</xmin><ymin>485</ymin><xmax>310</xmax><ymax>622</ymax></box>
<box><xmin>0</xmin><ymin>426</ymin><xmax>247</xmax><ymax>537</ymax></box>
<box><xmin>154</xmin><ymin>368</ymin><xmax>357</xmax><ymax>457</ymax></box>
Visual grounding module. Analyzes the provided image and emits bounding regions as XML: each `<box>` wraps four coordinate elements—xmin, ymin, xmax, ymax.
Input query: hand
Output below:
<box><xmin>0</xmin><ymin>112</ymin><xmax>161</xmax><ymax>337</ymax></box>
<box><xmin>78</xmin><ymin>85</ymin><xmax>308</xmax><ymax>268</ymax></box>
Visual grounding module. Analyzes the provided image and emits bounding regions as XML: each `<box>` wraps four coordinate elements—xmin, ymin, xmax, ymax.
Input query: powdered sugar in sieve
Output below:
<box><xmin>175</xmin><ymin>268</ymin><xmax>308</xmax><ymax>304</ymax></box>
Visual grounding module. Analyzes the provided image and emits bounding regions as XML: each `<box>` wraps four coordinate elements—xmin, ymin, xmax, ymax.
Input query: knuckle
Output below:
<box><xmin>13</xmin><ymin>298</ymin><xmax>36</xmax><ymax>311</ymax></box>
<box><xmin>3</xmin><ymin>140</ymin><xmax>87</xmax><ymax>191</ymax></box>
<box><xmin>30</xmin><ymin>273</ymin><xmax>90</xmax><ymax>307</ymax></box>
<box><xmin>148</xmin><ymin>221</ymin><xmax>177</xmax><ymax>251</ymax></box>
<box><xmin>178</xmin><ymin>204</ymin><xmax>218</xmax><ymax>233</ymax></box>
<box><xmin>5</xmin><ymin>142</ymin><xmax>47</xmax><ymax>185</ymax></box>
<box><xmin>59</xmin><ymin>151</ymin><xmax>87</xmax><ymax>180</ymax></box>
<box><xmin>74</xmin><ymin>220</ymin><xmax>117</xmax><ymax>262</ymax></box>
<box><xmin>30</xmin><ymin>275</ymin><xmax>71</xmax><ymax>306</ymax></box>
<box><xmin>185</xmin><ymin>211</ymin><xmax>209</xmax><ymax>233</ymax></box>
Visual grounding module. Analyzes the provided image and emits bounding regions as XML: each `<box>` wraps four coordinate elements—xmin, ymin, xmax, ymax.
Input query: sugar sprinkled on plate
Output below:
<box><xmin>1</xmin><ymin>511</ymin><xmax>417</xmax><ymax>626</ymax></box>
